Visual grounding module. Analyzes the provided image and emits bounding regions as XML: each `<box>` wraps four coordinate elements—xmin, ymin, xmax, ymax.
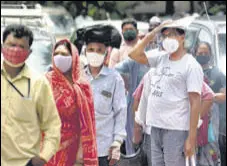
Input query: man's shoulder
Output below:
<box><xmin>106</xmin><ymin>67</ymin><xmax>124</xmax><ymax>81</ymax></box>
<box><xmin>27</xmin><ymin>66</ymin><xmax>49</xmax><ymax>87</ymax></box>
<box><xmin>185</xmin><ymin>53</ymin><xmax>202</xmax><ymax>68</ymax></box>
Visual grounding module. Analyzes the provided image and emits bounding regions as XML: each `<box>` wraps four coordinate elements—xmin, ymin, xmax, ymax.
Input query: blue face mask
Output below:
<box><xmin>196</xmin><ymin>55</ymin><xmax>211</xmax><ymax>65</ymax></box>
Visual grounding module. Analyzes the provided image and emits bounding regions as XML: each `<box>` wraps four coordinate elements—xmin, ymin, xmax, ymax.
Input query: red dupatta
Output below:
<box><xmin>46</xmin><ymin>39</ymin><xmax>98</xmax><ymax>166</ymax></box>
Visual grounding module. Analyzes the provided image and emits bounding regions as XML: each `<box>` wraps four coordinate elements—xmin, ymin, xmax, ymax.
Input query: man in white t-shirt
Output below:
<box><xmin>129</xmin><ymin>20</ymin><xmax>204</xmax><ymax>166</ymax></box>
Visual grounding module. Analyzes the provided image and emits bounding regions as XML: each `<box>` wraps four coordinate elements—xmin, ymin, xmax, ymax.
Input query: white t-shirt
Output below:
<box><xmin>144</xmin><ymin>49</ymin><xmax>203</xmax><ymax>131</ymax></box>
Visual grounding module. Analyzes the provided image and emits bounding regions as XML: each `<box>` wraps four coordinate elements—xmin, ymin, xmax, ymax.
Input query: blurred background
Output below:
<box><xmin>1</xmin><ymin>1</ymin><xmax>226</xmax><ymax>74</ymax></box>
<box><xmin>1</xmin><ymin>1</ymin><xmax>226</xmax><ymax>20</ymax></box>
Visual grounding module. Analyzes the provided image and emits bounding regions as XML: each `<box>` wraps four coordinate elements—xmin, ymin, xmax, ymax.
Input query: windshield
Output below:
<box><xmin>49</xmin><ymin>14</ymin><xmax>74</xmax><ymax>35</ymax></box>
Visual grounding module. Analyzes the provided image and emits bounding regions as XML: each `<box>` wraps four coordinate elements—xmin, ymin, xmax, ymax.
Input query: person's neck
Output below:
<box><xmin>125</xmin><ymin>37</ymin><xmax>139</xmax><ymax>46</ymax></box>
<box><xmin>89</xmin><ymin>65</ymin><xmax>102</xmax><ymax>78</ymax></box>
<box><xmin>3</xmin><ymin>61</ymin><xmax>24</xmax><ymax>78</ymax></box>
<box><xmin>202</xmin><ymin>64</ymin><xmax>210</xmax><ymax>70</ymax></box>
<box><xmin>169</xmin><ymin>46</ymin><xmax>186</xmax><ymax>61</ymax></box>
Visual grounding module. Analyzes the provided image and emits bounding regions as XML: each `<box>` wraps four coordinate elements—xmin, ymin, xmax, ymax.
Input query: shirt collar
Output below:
<box><xmin>1</xmin><ymin>61</ymin><xmax>32</xmax><ymax>81</ymax></box>
<box><xmin>85</xmin><ymin>65</ymin><xmax>110</xmax><ymax>78</ymax></box>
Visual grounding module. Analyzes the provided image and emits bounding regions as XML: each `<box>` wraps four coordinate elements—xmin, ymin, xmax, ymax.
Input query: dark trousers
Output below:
<box><xmin>99</xmin><ymin>156</ymin><xmax>109</xmax><ymax>166</ymax></box>
<box><xmin>99</xmin><ymin>156</ymin><xmax>119</xmax><ymax>166</ymax></box>
<box><xmin>25</xmin><ymin>159</ymin><xmax>33</xmax><ymax>166</ymax></box>
<box><xmin>219</xmin><ymin>134</ymin><xmax>226</xmax><ymax>166</ymax></box>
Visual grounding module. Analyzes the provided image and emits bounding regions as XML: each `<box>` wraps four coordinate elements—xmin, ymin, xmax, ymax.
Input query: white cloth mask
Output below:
<box><xmin>162</xmin><ymin>38</ymin><xmax>179</xmax><ymax>54</ymax></box>
<box><xmin>54</xmin><ymin>54</ymin><xmax>72</xmax><ymax>73</ymax></box>
<box><xmin>86</xmin><ymin>52</ymin><xmax>105</xmax><ymax>67</ymax></box>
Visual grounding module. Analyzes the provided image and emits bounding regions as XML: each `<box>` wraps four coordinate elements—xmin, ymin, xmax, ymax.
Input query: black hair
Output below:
<box><xmin>121</xmin><ymin>18</ymin><xmax>137</xmax><ymax>30</ymax></box>
<box><xmin>161</xmin><ymin>28</ymin><xmax>185</xmax><ymax>35</ymax></box>
<box><xmin>195</xmin><ymin>41</ymin><xmax>212</xmax><ymax>55</ymax></box>
<box><xmin>3</xmin><ymin>24</ymin><xmax>34</xmax><ymax>46</ymax></box>
<box><xmin>55</xmin><ymin>41</ymin><xmax>72</xmax><ymax>55</ymax></box>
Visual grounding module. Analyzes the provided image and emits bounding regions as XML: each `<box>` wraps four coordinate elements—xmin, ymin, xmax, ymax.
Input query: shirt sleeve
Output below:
<box><xmin>219</xmin><ymin>71</ymin><xmax>226</xmax><ymax>89</ymax></box>
<box><xmin>202</xmin><ymin>81</ymin><xmax>215</xmax><ymax>101</ymax></box>
<box><xmin>35</xmin><ymin>76</ymin><xmax>61</xmax><ymax>162</ymax></box>
<box><xmin>186</xmin><ymin>62</ymin><xmax>204</xmax><ymax>95</ymax></box>
<box><xmin>145</xmin><ymin>49</ymin><xmax>162</xmax><ymax>68</ymax></box>
<box><xmin>112</xmin><ymin>74</ymin><xmax>127</xmax><ymax>143</ymax></box>
<box><xmin>114</xmin><ymin>58</ymin><xmax>132</xmax><ymax>74</ymax></box>
<box><xmin>133</xmin><ymin>78</ymin><xmax>144</xmax><ymax>101</ymax></box>
<box><xmin>109</xmin><ymin>48</ymin><xmax>120</xmax><ymax>68</ymax></box>
<box><xmin>135</xmin><ymin>73</ymin><xmax>150</xmax><ymax>129</ymax></box>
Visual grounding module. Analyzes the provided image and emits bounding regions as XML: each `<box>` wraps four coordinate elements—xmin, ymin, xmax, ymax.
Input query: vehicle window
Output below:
<box><xmin>219</xmin><ymin>33</ymin><xmax>226</xmax><ymax>57</ymax></box>
<box><xmin>197</xmin><ymin>28</ymin><xmax>216</xmax><ymax>64</ymax></box>
<box><xmin>218</xmin><ymin>24</ymin><xmax>226</xmax><ymax>58</ymax></box>
<box><xmin>218</xmin><ymin>33</ymin><xmax>226</xmax><ymax>75</ymax></box>
<box><xmin>185</xmin><ymin>26</ymin><xmax>199</xmax><ymax>53</ymax></box>
<box><xmin>198</xmin><ymin>29</ymin><xmax>212</xmax><ymax>45</ymax></box>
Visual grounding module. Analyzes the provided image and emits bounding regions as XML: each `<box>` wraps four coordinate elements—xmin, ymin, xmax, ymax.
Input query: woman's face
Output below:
<box><xmin>196</xmin><ymin>43</ymin><xmax>211</xmax><ymax>56</ymax></box>
<box><xmin>54</xmin><ymin>45</ymin><xmax>71</xmax><ymax>56</ymax></box>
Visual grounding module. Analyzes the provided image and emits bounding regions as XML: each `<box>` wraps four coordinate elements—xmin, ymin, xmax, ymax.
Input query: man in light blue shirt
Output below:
<box><xmin>115</xmin><ymin>58</ymin><xmax>149</xmax><ymax>155</ymax></box>
<box><xmin>82</xmin><ymin>24</ymin><xmax>127</xmax><ymax>166</ymax></box>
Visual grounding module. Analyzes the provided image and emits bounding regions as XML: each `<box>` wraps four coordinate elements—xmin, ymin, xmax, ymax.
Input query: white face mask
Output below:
<box><xmin>162</xmin><ymin>38</ymin><xmax>179</xmax><ymax>54</ymax></box>
<box><xmin>86</xmin><ymin>52</ymin><xmax>105</xmax><ymax>67</ymax></box>
<box><xmin>54</xmin><ymin>54</ymin><xmax>72</xmax><ymax>73</ymax></box>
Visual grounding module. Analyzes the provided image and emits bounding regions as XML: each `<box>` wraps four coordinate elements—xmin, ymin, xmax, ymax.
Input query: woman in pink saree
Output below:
<box><xmin>45</xmin><ymin>39</ymin><xmax>98</xmax><ymax>166</ymax></box>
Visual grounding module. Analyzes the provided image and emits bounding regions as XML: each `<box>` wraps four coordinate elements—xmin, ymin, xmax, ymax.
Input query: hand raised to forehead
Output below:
<box><xmin>153</xmin><ymin>20</ymin><xmax>174</xmax><ymax>34</ymax></box>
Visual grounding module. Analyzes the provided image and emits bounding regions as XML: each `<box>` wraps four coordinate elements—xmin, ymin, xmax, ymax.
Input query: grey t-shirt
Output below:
<box><xmin>145</xmin><ymin>50</ymin><xmax>204</xmax><ymax>130</ymax></box>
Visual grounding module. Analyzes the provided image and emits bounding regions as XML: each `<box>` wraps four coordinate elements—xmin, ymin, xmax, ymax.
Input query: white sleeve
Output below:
<box><xmin>135</xmin><ymin>73</ymin><xmax>150</xmax><ymax>129</ymax></box>
<box><xmin>186</xmin><ymin>62</ymin><xmax>204</xmax><ymax>95</ymax></box>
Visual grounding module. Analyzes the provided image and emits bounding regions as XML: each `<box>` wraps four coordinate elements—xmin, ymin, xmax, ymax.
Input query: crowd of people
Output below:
<box><xmin>1</xmin><ymin>15</ymin><xmax>226</xmax><ymax>166</ymax></box>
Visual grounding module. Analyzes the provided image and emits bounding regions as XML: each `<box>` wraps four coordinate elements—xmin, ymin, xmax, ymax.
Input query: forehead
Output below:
<box><xmin>87</xmin><ymin>42</ymin><xmax>106</xmax><ymax>49</ymax></box>
<box><xmin>55</xmin><ymin>45</ymin><xmax>69</xmax><ymax>52</ymax></box>
<box><xmin>4</xmin><ymin>33</ymin><xmax>30</xmax><ymax>47</ymax></box>
<box><xmin>197</xmin><ymin>44</ymin><xmax>210</xmax><ymax>52</ymax></box>
<box><xmin>198</xmin><ymin>43</ymin><xmax>209</xmax><ymax>50</ymax></box>
<box><xmin>162</xmin><ymin>28</ymin><xmax>178</xmax><ymax>34</ymax></box>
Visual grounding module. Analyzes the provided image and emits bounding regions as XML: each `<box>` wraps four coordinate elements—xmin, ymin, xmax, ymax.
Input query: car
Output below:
<box><xmin>1</xmin><ymin>4</ymin><xmax>75</xmax><ymax>41</ymax></box>
<box><xmin>214</xmin><ymin>18</ymin><xmax>226</xmax><ymax>76</ymax></box>
<box><xmin>187</xmin><ymin>15</ymin><xmax>226</xmax><ymax>166</ymax></box>
<box><xmin>186</xmin><ymin>15</ymin><xmax>226</xmax><ymax>76</ymax></box>
<box><xmin>1</xmin><ymin>4</ymin><xmax>45</xmax><ymax>27</ymax></box>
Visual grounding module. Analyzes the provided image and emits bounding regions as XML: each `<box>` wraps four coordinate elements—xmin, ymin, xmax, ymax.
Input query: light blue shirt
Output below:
<box><xmin>115</xmin><ymin>58</ymin><xmax>149</xmax><ymax>155</ymax></box>
<box><xmin>84</xmin><ymin>66</ymin><xmax>127</xmax><ymax>157</ymax></box>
